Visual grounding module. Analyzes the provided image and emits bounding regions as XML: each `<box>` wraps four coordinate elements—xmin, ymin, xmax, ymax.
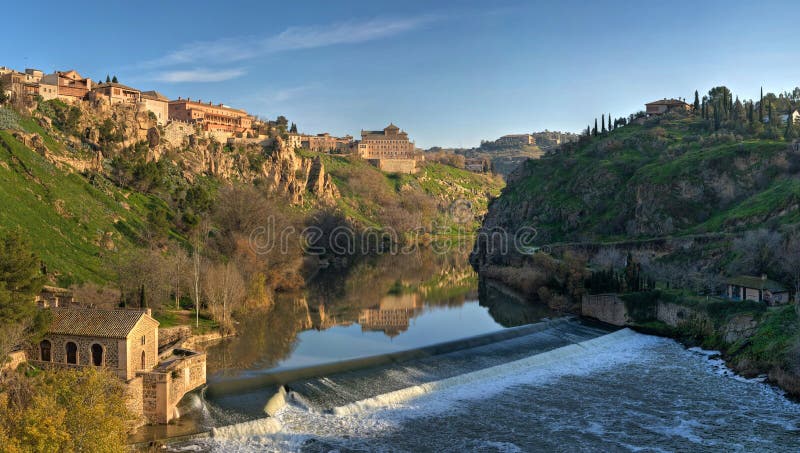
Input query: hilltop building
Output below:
<box><xmin>92</xmin><ymin>82</ymin><xmax>141</xmax><ymax>104</ymax></box>
<box><xmin>496</xmin><ymin>134</ymin><xmax>536</xmax><ymax>146</ymax></box>
<box><xmin>358</xmin><ymin>293</ymin><xmax>422</xmax><ymax>337</ymax></box>
<box><xmin>169</xmin><ymin>97</ymin><xmax>252</xmax><ymax>136</ymax></box>
<box><xmin>25</xmin><ymin>307</ymin><xmax>206</xmax><ymax>425</ymax></box>
<box><xmin>645</xmin><ymin>98</ymin><xmax>692</xmax><ymax>115</ymax></box>
<box><xmin>41</xmin><ymin>70</ymin><xmax>93</xmax><ymax>102</ymax></box>
<box><xmin>357</xmin><ymin>123</ymin><xmax>419</xmax><ymax>174</ymax></box>
<box><xmin>140</xmin><ymin>91</ymin><xmax>170</xmax><ymax>125</ymax></box>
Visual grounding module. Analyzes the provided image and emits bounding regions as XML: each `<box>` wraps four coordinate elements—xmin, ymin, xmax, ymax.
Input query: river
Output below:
<box><xmin>135</xmin><ymin>249</ymin><xmax>800</xmax><ymax>451</ymax></box>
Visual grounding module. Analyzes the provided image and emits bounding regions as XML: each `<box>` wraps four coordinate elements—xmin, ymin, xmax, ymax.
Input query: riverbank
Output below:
<box><xmin>580</xmin><ymin>289</ymin><xmax>800</xmax><ymax>397</ymax></box>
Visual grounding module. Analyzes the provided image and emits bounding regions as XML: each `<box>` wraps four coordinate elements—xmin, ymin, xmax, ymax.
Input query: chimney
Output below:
<box><xmin>145</xmin><ymin>308</ymin><xmax>152</xmax><ymax>316</ymax></box>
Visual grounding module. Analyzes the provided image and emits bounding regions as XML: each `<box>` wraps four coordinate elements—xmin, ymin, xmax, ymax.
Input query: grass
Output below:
<box><xmin>0</xmin><ymin>131</ymin><xmax>150</xmax><ymax>285</ymax></box>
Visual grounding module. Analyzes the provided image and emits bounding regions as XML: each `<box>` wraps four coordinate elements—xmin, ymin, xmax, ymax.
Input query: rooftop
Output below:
<box><xmin>726</xmin><ymin>275</ymin><xmax>787</xmax><ymax>292</ymax></box>
<box><xmin>646</xmin><ymin>98</ymin><xmax>690</xmax><ymax>106</ymax></box>
<box><xmin>48</xmin><ymin>307</ymin><xmax>157</xmax><ymax>339</ymax></box>
<box><xmin>141</xmin><ymin>90</ymin><xmax>169</xmax><ymax>101</ymax></box>
<box><xmin>94</xmin><ymin>82</ymin><xmax>140</xmax><ymax>92</ymax></box>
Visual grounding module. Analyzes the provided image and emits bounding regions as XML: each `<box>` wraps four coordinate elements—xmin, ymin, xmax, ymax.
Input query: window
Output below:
<box><xmin>65</xmin><ymin>342</ymin><xmax>78</xmax><ymax>364</ymax></box>
<box><xmin>141</xmin><ymin>335</ymin><xmax>146</xmax><ymax>345</ymax></box>
<box><xmin>39</xmin><ymin>340</ymin><xmax>51</xmax><ymax>362</ymax></box>
<box><xmin>141</xmin><ymin>351</ymin><xmax>146</xmax><ymax>370</ymax></box>
<box><xmin>91</xmin><ymin>344</ymin><xmax>104</xmax><ymax>366</ymax></box>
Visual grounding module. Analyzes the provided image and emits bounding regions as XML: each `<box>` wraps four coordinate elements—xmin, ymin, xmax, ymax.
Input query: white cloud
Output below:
<box><xmin>140</xmin><ymin>16</ymin><xmax>435</xmax><ymax>71</ymax></box>
<box><xmin>151</xmin><ymin>68</ymin><xmax>246</xmax><ymax>83</ymax></box>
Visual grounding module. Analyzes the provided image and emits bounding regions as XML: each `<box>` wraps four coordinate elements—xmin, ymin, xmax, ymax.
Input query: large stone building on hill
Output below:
<box><xmin>357</xmin><ymin>124</ymin><xmax>419</xmax><ymax>174</ymax></box>
<box><xmin>168</xmin><ymin>97</ymin><xmax>252</xmax><ymax>135</ymax></box>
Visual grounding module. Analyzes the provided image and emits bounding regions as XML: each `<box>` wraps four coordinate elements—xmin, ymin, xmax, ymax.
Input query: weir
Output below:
<box><xmin>206</xmin><ymin>316</ymin><xmax>604</xmax><ymax>398</ymax></box>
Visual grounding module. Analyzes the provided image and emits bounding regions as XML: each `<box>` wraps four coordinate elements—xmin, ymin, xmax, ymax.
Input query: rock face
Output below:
<box><xmin>259</xmin><ymin>139</ymin><xmax>339</xmax><ymax>205</ymax></box>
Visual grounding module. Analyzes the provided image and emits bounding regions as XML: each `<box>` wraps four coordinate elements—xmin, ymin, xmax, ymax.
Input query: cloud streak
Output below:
<box><xmin>152</xmin><ymin>68</ymin><xmax>246</xmax><ymax>83</ymax></box>
<box><xmin>140</xmin><ymin>15</ymin><xmax>435</xmax><ymax>82</ymax></box>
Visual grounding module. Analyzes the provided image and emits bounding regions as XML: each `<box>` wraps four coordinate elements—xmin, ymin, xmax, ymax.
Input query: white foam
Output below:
<box><xmin>211</xmin><ymin>417</ymin><xmax>282</xmax><ymax>440</ymax></box>
<box><xmin>332</xmin><ymin>328</ymin><xmax>655</xmax><ymax>416</ymax></box>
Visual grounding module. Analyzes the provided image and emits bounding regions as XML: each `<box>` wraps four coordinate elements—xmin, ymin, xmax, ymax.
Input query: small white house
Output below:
<box><xmin>726</xmin><ymin>275</ymin><xmax>789</xmax><ymax>305</ymax></box>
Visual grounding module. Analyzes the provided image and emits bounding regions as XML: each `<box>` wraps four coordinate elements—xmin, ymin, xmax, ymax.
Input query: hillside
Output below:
<box><xmin>0</xmin><ymin>103</ymin><xmax>501</xmax><ymax>289</ymax></box>
<box><xmin>475</xmin><ymin>111</ymin><xmax>800</xmax><ymax>259</ymax></box>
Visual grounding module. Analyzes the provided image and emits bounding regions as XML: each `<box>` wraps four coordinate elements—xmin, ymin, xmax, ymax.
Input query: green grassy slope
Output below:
<box><xmin>0</xmin><ymin>130</ymin><xmax>149</xmax><ymax>285</ymax></box>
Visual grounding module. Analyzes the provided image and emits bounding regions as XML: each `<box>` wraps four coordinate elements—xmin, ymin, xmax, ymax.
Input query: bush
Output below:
<box><xmin>0</xmin><ymin>107</ymin><xmax>20</xmax><ymax>130</ymax></box>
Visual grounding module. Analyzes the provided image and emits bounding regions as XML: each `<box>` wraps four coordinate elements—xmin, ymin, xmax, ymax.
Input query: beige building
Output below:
<box><xmin>169</xmin><ymin>97</ymin><xmax>252</xmax><ymax>135</ymax></box>
<box><xmin>358</xmin><ymin>124</ymin><xmax>419</xmax><ymax>174</ymax></box>
<box><xmin>645</xmin><ymin>98</ymin><xmax>692</xmax><ymax>115</ymax></box>
<box><xmin>496</xmin><ymin>134</ymin><xmax>536</xmax><ymax>146</ymax></box>
<box><xmin>140</xmin><ymin>91</ymin><xmax>169</xmax><ymax>125</ymax></box>
<box><xmin>27</xmin><ymin>307</ymin><xmax>206</xmax><ymax>424</ymax></box>
<box><xmin>41</xmin><ymin>70</ymin><xmax>93</xmax><ymax>102</ymax></box>
<box><xmin>92</xmin><ymin>82</ymin><xmax>141</xmax><ymax>105</ymax></box>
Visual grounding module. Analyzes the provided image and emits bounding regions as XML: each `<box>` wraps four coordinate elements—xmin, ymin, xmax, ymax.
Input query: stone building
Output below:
<box><xmin>140</xmin><ymin>90</ymin><xmax>170</xmax><ymax>125</ymax></box>
<box><xmin>35</xmin><ymin>286</ymin><xmax>75</xmax><ymax>308</ymax></box>
<box><xmin>726</xmin><ymin>275</ymin><xmax>789</xmax><ymax>306</ymax></box>
<box><xmin>168</xmin><ymin>97</ymin><xmax>252</xmax><ymax>136</ymax></box>
<box><xmin>92</xmin><ymin>82</ymin><xmax>141</xmax><ymax>105</ymax></box>
<box><xmin>645</xmin><ymin>98</ymin><xmax>692</xmax><ymax>115</ymax></box>
<box><xmin>26</xmin><ymin>307</ymin><xmax>206</xmax><ymax>425</ymax></box>
<box><xmin>41</xmin><ymin>70</ymin><xmax>93</xmax><ymax>102</ymax></box>
<box><xmin>496</xmin><ymin>134</ymin><xmax>536</xmax><ymax>146</ymax></box>
<box><xmin>357</xmin><ymin>124</ymin><xmax>419</xmax><ymax>174</ymax></box>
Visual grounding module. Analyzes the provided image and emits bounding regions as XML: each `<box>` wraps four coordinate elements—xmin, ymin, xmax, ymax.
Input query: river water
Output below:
<box><xmin>144</xmin><ymin>249</ymin><xmax>800</xmax><ymax>451</ymax></box>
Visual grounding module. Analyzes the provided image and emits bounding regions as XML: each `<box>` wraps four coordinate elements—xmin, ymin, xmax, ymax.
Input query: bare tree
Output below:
<box><xmin>730</xmin><ymin>229</ymin><xmax>783</xmax><ymax>276</ymax></box>
<box><xmin>781</xmin><ymin>232</ymin><xmax>800</xmax><ymax>300</ymax></box>
<box><xmin>202</xmin><ymin>262</ymin><xmax>246</xmax><ymax>334</ymax></box>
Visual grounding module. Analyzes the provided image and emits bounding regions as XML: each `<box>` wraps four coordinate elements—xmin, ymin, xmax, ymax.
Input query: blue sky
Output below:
<box><xmin>2</xmin><ymin>0</ymin><xmax>799</xmax><ymax>147</ymax></box>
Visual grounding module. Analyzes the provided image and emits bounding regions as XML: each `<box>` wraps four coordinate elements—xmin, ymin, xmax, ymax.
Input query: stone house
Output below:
<box><xmin>41</xmin><ymin>70</ymin><xmax>93</xmax><ymax>102</ymax></box>
<box><xmin>726</xmin><ymin>275</ymin><xmax>789</xmax><ymax>305</ymax></box>
<box><xmin>168</xmin><ymin>97</ymin><xmax>252</xmax><ymax>136</ymax></box>
<box><xmin>645</xmin><ymin>98</ymin><xmax>692</xmax><ymax>115</ymax></box>
<box><xmin>139</xmin><ymin>90</ymin><xmax>169</xmax><ymax>125</ymax></box>
<box><xmin>358</xmin><ymin>124</ymin><xmax>419</xmax><ymax>174</ymax></box>
<box><xmin>26</xmin><ymin>307</ymin><xmax>206</xmax><ymax>424</ymax></box>
<box><xmin>92</xmin><ymin>82</ymin><xmax>141</xmax><ymax>105</ymax></box>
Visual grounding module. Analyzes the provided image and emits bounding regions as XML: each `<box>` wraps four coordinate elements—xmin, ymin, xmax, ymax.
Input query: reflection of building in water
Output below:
<box><xmin>358</xmin><ymin>293</ymin><xmax>422</xmax><ymax>338</ymax></box>
<box><xmin>311</xmin><ymin>303</ymin><xmax>353</xmax><ymax>331</ymax></box>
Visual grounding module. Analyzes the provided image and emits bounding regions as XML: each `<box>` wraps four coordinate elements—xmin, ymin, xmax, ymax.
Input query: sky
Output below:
<box><xmin>3</xmin><ymin>0</ymin><xmax>800</xmax><ymax>148</ymax></box>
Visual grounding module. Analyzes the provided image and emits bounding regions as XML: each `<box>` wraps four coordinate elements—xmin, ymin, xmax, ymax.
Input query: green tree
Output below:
<box><xmin>593</xmin><ymin>118</ymin><xmax>598</xmax><ymax>137</ymax></box>
<box><xmin>111</xmin><ymin>75</ymin><xmax>118</xmax><ymax>83</ymax></box>
<box><xmin>0</xmin><ymin>230</ymin><xmax>46</xmax><ymax>326</ymax></box>
<box><xmin>105</xmin><ymin>75</ymin><xmax>110</xmax><ymax>83</ymax></box>
<box><xmin>759</xmin><ymin>86</ymin><xmax>764</xmax><ymax>122</ymax></box>
<box><xmin>607</xmin><ymin>113</ymin><xmax>612</xmax><ymax>131</ymax></box>
<box><xmin>601</xmin><ymin>114</ymin><xmax>606</xmax><ymax>133</ymax></box>
<box><xmin>289</xmin><ymin>122</ymin><xmax>298</xmax><ymax>133</ymax></box>
<box><xmin>693</xmin><ymin>90</ymin><xmax>700</xmax><ymax>111</ymax></box>
<box><xmin>785</xmin><ymin>112</ymin><xmax>797</xmax><ymax>140</ymax></box>
<box><xmin>139</xmin><ymin>284</ymin><xmax>147</xmax><ymax>309</ymax></box>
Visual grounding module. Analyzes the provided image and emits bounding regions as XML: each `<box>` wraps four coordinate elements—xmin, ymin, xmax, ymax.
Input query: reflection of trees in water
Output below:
<box><xmin>478</xmin><ymin>278</ymin><xmax>555</xmax><ymax>327</ymax></box>
<box><xmin>205</xmin><ymin>298</ymin><xmax>312</xmax><ymax>376</ymax></box>
<box><xmin>207</xmin><ymin>246</ymin><xmax>491</xmax><ymax>375</ymax></box>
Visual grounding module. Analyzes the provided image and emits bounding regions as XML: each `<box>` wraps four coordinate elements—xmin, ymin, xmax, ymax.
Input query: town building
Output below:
<box><xmin>357</xmin><ymin>123</ymin><xmax>419</xmax><ymax>173</ymax></box>
<box><xmin>92</xmin><ymin>82</ymin><xmax>141</xmax><ymax>104</ymax></box>
<box><xmin>496</xmin><ymin>134</ymin><xmax>536</xmax><ymax>146</ymax></box>
<box><xmin>41</xmin><ymin>70</ymin><xmax>93</xmax><ymax>102</ymax></box>
<box><xmin>358</xmin><ymin>293</ymin><xmax>421</xmax><ymax>337</ymax></box>
<box><xmin>0</xmin><ymin>68</ymin><xmax>50</xmax><ymax>102</ymax></box>
<box><xmin>26</xmin><ymin>307</ymin><xmax>206</xmax><ymax>425</ymax></box>
<box><xmin>645</xmin><ymin>98</ymin><xmax>692</xmax><ymax>115</ymax></box>
<box><xmin>465</xmin><ymin>157</ymin><xmax>489</xmax><ymax>173</ymax></box>
<box><xmin>725</xmin><ymin>275</ymin><xmax>789</xmax><ymax>305</ymax></box>
<box><xmin>35</xmin><ymin>286</ymin><xmax>75</xmax><ymax>308</ymax></box>
<box><xmin>140</xmin><ymin>91</ymin><xmax>169</xmax><ymax>125</ymax></box>
<box><xmin>286</xmin><ymin>133</ymin><xmax>304</xmax><ymax>150</ymax></box>
<box><xmin>168</xmin><ymin>97</ymin><xmax>252</xmax><ymax>136</ymax></box>
<box><xmin>302</xmin><ymin>133</ymin><xmax>353</xmax><ymax>152</ymax></box>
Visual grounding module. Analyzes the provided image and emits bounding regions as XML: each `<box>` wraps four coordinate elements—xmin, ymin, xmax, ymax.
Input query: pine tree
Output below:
<box><xmin>289</xmin><ymin>122</ymin><xmax>298</xmax><ymax>133</ymax></box>
<box><xmin>112</xmin><ymin>75</ymin><xmax>118</xmax><ymax>83</ymax></box>
<box><xmin>105</xmin><ymin>75</ymin><xmax>110</xmax><ymax>83</ymax></box>
<box><xmin>139</xmin><ymin>284</ymin><xmax>147</xmax><ymax>309</ymax></box>
<box><xmin>693</xmin><ymin>90</ymin><xmax>700</xmax><ymax>111</ymax></box>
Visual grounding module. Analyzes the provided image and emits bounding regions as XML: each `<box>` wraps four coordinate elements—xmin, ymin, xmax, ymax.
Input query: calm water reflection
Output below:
<box><xmin>206</xmin><ymin>248</ymin><xmax>551</xmax><ymax>380</ymax></box>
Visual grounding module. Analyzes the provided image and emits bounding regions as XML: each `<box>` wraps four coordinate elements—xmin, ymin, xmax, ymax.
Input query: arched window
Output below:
<box><xmin>39</xmin><ymin>340</ymin><xmax>51</xmax><ymax>362</ymax></box>
<box><xmin>65</xmin><ymin>342</ymin><xmax>78</xmax><ymax>364</ymax></box>
<box><xmin>91</xmin><ymin>344</ymin><xmax>104</xmax><ymax>366</ymax></box>
<box><xmin>141</xmin><ymin>350</ymin><xmax>146</xmax><ymax>370</ymax></box>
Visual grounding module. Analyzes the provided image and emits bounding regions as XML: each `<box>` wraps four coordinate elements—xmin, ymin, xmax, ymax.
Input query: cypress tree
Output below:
<box><xmin>693</xmin><ymin>90</ymin><xmax>700</xmax><ymax>111</ymax></box>
<box><xmin>785</xmin><ymin>113</ymin><xmax>797</xmax><ymax>140</ymax></box>
<box><xmin>112</xmin><ymin>75</ymin><xmax>118</xmax><ymax>83</ymax></box>
<box><xmin>105</xmin><ymin>75</ymin><xmax>110</xmax><ymax>83</ymax></box>
<box><xmin>601</xmin><ymin>114</ymin><xmax>606</xmax><ymax>133</ymax></box>
<box><xmin>759</xmin><ymin>87</ymin><xmax>764</xmax><ymax>122</ymax></box>
<box><xmin>593</xmin><ymin>118</ymin><xmax>598</xmax><ymax>137</ymax></box>
<box><xmin>139</xmin><ymin>284</ymin><xmax>147</xmax><ymax>309</ymax></box>
<box><xmin>608</xmin><ymin>114</ymin><xmax>612</xmax><ymax>131</ymax></box>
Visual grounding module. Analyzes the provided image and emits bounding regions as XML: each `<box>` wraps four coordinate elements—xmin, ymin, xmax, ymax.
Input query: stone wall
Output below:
<box><xmin>162</xmin><ymin>121</ymin><xmax>196</xmax><ymax>148</ymax></box>
<box><xmin>159</xmin><ymin>326</ymin><xmax>191</xmax><ymax>349</ymax></box>
<box><xmin>581</xmin><ymin>294</ymin><xmax>628</xmax><ymax>326</ymax></box>
<box><xmin>28</xmin><ymin>334</ymin><xmax>123</xmax><ymax>377</ymax></box>
<box><xmin>127</xmin><ymin>318</ymin><xmax>159</xmax><ymax>380</ymax></box>
<box><xmin>371</xmin><ymin>158</ymin><xmax>417</xmax><ymax>174</ymax></box>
